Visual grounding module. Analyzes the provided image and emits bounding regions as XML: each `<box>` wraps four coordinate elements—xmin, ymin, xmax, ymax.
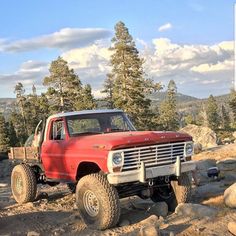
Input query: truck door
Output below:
<box><xmin>41</xmin><ymin>119</ymin><xmax>69</xmax><ymax>180</ymax></box>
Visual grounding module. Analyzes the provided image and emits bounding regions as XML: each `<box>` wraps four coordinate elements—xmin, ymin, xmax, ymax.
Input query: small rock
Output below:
<box><xmin>73</xmin><ymin>203</ymin><xmax>78</xmax><ymax>210</ymax></box>
<box><xmin>119</xmin><ymin>219</ymin><xmax>130</xmax><ymax>227</ymax></box>
<box><xmin>161</xmin><ymin>231</ymin><xmax>175</xmax><ymax>236</ymax></box>
<box><xmin>228</xmin><ymin>222</ymin><xmax>236</xmax><ymax>235</ymax></box>
<box><xmin>224</xmin><ymin>183</ymin><xmax>236</xmax><ymax>208</ymax></box>
<box><xmin>138</xmin><ymin>215</ymin><xmax>163</xmax><ymax>229</ymax></box>
<box><xmin>138</xmin><ymin>225</ymin><xmax>159</xmax><ymax>236</ymax></box>
<box><xmin>232</xmin><ymin>132</ymin><xmax>236</xmax><ymax>139</ymax></box>
<box><xmin>25</xmin><ymin>202</ymin><xmax>34</xmax><ymax>208</ymax></box>
<box><xmin>148</xmin><ymin>202</ymin><xmax>168</xmax><ymax>217</ymax></box>
<box><xmin>27</xmin><ymin>231</ymin><xmax>40</xmax><ymax>236</ymax></box>
<box><xmin>175</xmin><ymin>203</ymin><xmax>217</xmax><ymax>219</ymax></box>
<box><xmin>194</xmin><ymin>143</ymin><xmax>202</xmax><ymax>154</ymax></box>
<box><xmin>52</xmin><ymin>228</ymin><xmax>65</xmax><ymax>235</ymax></box>
<box><xmin>196</xmin><ymin>226</ymin><xmax>206</xmax><ymax>232</ymax></box>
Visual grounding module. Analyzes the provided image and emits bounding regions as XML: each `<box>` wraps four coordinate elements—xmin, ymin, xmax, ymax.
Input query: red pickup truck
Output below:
<box><xmin>9</xmin><ymin>109</ymin><xmax>195</xmax><ymax>230</ymax></box>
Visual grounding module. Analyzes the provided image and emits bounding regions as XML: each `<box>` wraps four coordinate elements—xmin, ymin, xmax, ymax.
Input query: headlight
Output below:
<box><xmin>185</xmin><ymin>142</ymin><xmax>193</xmax><ymax>156</ymax></box>
<box><xmin>112</xmin><ymin>153</ymin><xmax>123</xmax><ymax>165</ymax></box>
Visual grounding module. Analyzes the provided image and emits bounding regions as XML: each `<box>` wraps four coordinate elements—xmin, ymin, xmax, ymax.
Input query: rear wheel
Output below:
<box><xmin>151</xmin><ymin>172</ymin><xmax>192</xmax><ymax>211</ymax></box>
<box><xmin>76</xmin><ymin>173</ymin><xmax>120</xmax><ymax>230</ymax></box>
<box><xmin>11</xmin><ymin>164</ymin><xmax>37</xmax><ymax>204</ymax></box>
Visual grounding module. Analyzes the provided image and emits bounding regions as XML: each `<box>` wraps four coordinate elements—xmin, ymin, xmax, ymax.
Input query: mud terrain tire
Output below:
<box><xmin>151</xmin><ymin>172</ymin><xmax>192</xmax><ymax>212</ymax></box>
<box><xmin>11</xmin><ymin>164</ymin><xmax>37</xmax><ymax>204</ymax></box>
<box><xmin>76</xmin><ymin>173</ymin><xmax>120</xmax><ymax>230</ymax></box>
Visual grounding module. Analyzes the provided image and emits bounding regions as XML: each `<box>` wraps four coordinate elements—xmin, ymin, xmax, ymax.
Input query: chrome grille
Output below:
<box><xmin>122</xmin><ymin>142</ymin><xmax>185</xmax><ymax>171</ymax></box>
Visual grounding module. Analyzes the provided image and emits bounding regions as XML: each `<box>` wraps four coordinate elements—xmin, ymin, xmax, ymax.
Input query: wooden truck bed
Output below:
<box><xmin>8</xmin><ymin>147</ymin><xmax>40</xmax><ymax>161</ymax></box>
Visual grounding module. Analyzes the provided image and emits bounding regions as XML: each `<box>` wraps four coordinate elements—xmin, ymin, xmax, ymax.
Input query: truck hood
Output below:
<box><xmin>69</xmin><ymin>131</ymin><xmax>192</xmax><ymax>151</ymax></box>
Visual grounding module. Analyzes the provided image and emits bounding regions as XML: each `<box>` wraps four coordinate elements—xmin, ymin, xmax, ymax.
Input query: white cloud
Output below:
<box><xmin>0</xmin><ymin>38</ymin><xmax>233</xmax><ymax>98</ymax></box>
<box><xmin>1</xmin><ymin>28</ymin><xmax>111</xmax><ymax>52</ymax></box>
<box><xmin>62</xmin><ymin>41</ymin><xmax>112</xmax><ymax>89</ymax></box>
<box><xmin>142</xmin><ymin>38</ymin><xmax>233</xmax><ymax>97</ymax></box>
<box><xmin>158</xmin><ymin>23</ymin><xmax>172</xmax><ymax>32</ymax></box>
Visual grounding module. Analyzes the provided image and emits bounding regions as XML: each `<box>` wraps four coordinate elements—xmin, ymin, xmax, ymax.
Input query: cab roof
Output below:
<box><xmin>48</xmin><ymin>109</ymin><xmax>123</xmax><ymax>120</ymax></box>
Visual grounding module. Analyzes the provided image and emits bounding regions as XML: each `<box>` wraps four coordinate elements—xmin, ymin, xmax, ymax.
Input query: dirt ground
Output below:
<box><xmin>1</xmin><ymin>144</ymin><xmax>236</xmax><ymax>236</ymax></box>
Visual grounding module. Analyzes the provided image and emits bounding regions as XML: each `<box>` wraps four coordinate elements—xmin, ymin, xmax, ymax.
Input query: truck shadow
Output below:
<box><xmin>0</xmin><ymin>211</ymin><xmax>77</xmax><ymax>235</ymax></box>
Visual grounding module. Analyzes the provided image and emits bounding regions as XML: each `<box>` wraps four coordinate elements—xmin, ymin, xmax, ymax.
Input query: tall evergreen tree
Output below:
<box><xmin>159</xmin><ymin>80</ymin><xmax>179</xmax><ymax>130</ymax></box>
<box><xmin>32</xmin><ymin>84</ymin><xmax>37</xmax><ymax>96</ymax></box>
<box><xmin>229</xmin><ymin>89</ymin><xmax>236</xmax><ymax>123</ymax></box>
<box><xmin>108</xmin><ymin>21</ymin><xmax>158</xmax><ymax>129</ymax></box>
<box><xmin>14</xmin><ymin>82</ymin><xmax>28</xmax><ymax>135</ymax></box>
<box><xmin>6</xmin><ymin>121</ymin><xmax>18</xmax><ymax>147</ymax></box>
<box><xmin>9</xmin><ymin>110</ymin><xmax>28</xmax><ymax>145</ymax></box>
<box><xmin>43</xmin><ymin>56</ymin><xmax>83</xmax><ymax>112</ymax></box>
<box><xmin>102</xmin><ymin>73</ymin><xmax>114</xmax><ymax>108</ymax></box>
<box><xmin>75</xmin><ymin>84</ymin><xmax>97</xmax><ymax>110</ymax></box>
<box><xmin>221</xmin><ymin>105</ymin><xmax>230</xmax><ymax>130</ymax></box>
<box><xmin>206</xmin><ymin>95</ymin><xmax>220</xmax><ymax>130</ymax></box>
<box><xmin>0</xmin><ymin>113</ymin><xmax>10</xmax><ymax>152</ymax></box>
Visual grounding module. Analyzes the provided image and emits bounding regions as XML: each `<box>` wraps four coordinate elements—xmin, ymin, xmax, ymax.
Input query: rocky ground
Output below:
<box><xmin>1</xmin><ymin>144</ymin><xmax>236</xmax><ymax>236</ymax></box>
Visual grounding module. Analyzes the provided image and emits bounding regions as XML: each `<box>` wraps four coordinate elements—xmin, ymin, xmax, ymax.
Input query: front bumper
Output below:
<box><xmin>107</xmin><ymin>157</ymin><xmax>196</xmax><ymax>185</ymax></box>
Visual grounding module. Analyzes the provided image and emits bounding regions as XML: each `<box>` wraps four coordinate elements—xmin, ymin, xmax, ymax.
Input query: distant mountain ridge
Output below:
<box><xmin>0</xmin><ymin>93</ymin><xmax>231</xmax><ymax>118</ymax></box>
<box><xmin>148</xmin><ymin>91</ymin><xmax>199</xmax><ymax>104</ymax></box>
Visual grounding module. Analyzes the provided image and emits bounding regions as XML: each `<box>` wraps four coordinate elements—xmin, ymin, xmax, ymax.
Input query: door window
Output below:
<box><xmin>51</xmin><ymin>120</ymin><xmax>65</xmax><ymax>140</ymax></box>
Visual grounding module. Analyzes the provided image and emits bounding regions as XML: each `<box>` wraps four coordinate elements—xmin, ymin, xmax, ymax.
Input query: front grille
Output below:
<box><xmin>122</xmin><ymin>142</ymin><xmax>185</xmax><ymax>171</ymax></box>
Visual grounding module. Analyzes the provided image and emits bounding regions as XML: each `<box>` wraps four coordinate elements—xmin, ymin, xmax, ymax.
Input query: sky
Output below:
<box><xmin>0</xmin><ymin>0</ymin><xmax>235</xmax><ymax>98</ymax></box>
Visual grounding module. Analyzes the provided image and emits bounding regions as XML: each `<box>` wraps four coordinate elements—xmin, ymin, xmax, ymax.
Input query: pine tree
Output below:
<box><xmin>206</xmin><ymin>95</ymin><xmax>220</xmax><ymax>130</ymax></box>
<box><xmin>108</xmin><ymin>21</ymin><xmax>156</xmax><ymax>129</ymax></box>
<box><xmin>43</xmin><ymin>56</ymin><xmax>83</xmax><ymax>112</ymax></box>
<box><xmin>159</xmin><ymin>80</ymin><xmax>179</xmax><ymax>130</ymax></box>
<box><xmin>6</xmin><ymin>121</ymin><xmax>18</xmax><ymax>147</ymax></box>
<box><xmin>32</xmin><ymin>84</ymin><xmax>37</xmax><ymax>96</ymax></box>
<box><xmin>196</xmin><ymin>103</ymin><xmax>208</xmax><ymax>126</ymax></box>
<box><xmin>9</xmin><ymin>111</ymin><xmax>28</xmax><ymax>145</ymax></box>
<box><xmin>75</xmin><ymin>84</ymin><xmax>97</xmax><ymax>110</ymax></box>
<box><xmin>102</xmin><ymin>73</ymin><xmax>114</xmax><ymax>108</ymax></box>
<box><xmin>0</xmin><ymin>113</ymin><xmax>10</xmax><ymax>152</ymax></box>
<box><xmin>229</xmin><ymin>89</ymin><xmax>236</xmax><ymax>123</ymax></box>
<box><xmin>184</xmin><ymin>114</ymin><xmax>196</xmax><ymax>125</ymax></box>
<box><xmin>14</xmin><ymin>82</ymin><xmax>28</xmax><ymax>135</ymax></box>
<box><xmin>221</xmin><ymin>105</ymin><xmax>230</xmax><ymax>130</ymax></box>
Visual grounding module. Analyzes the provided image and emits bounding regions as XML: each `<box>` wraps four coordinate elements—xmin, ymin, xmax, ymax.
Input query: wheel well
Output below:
<box><xmin>76</xmin><ymin>162</ymin><xmax>101</xmax><ymax>180</ymax></box>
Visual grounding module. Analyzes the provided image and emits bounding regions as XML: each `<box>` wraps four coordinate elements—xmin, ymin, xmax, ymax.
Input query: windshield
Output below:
<box><xmin>66</xmin><ymin>112</ymin><xmax>136</xmax><ymax>136</ymax></box>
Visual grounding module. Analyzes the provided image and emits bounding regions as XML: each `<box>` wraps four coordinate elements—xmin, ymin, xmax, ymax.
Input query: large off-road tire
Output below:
<box><xmin>11</xmin><ymin>164</ymin><xmax>37</xmax><ymax>204</ymax></box>
<box><xmin>151</xmin><ymin>172</ymin><xmax>192</xmax><ymax>212</ymax></box>
<box><xmin>76</xmin><ymin>173</ymin><xmax>120</xmax><ymax>230</ymax></box>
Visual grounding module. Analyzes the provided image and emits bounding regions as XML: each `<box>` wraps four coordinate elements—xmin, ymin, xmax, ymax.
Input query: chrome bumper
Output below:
<box><xmin>107</xmin><ymin>157</ymin><xmax>196</xmax><ymax>185</ymax></box>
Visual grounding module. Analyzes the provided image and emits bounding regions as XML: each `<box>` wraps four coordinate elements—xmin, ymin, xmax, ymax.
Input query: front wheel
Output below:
<box><xmin>76</xmin><ymin>173</ymin><xmax>120</xmax><ymax>230</ymax></box>
<box><xmin>11</xmin><ymin>164</ymin><xmax>37</xmax><ymax>204</ymax></box>
<box><xmin>151</xmin><ymin>172</ymin><xmax>192</xmax><ymax>211</ymax></box>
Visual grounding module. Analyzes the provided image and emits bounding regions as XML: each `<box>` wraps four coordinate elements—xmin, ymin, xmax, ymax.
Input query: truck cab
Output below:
<box><xmin>9</xmin><ymin>109</ymin><xmax>196</xmax><ymax>230</ymax></box>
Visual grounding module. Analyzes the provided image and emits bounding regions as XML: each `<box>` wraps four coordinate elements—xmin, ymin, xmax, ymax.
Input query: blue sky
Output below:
<box><xmin>0</xmin><ymin>0</ymin><xmax>235</xmax><ymax>98</ymax></box>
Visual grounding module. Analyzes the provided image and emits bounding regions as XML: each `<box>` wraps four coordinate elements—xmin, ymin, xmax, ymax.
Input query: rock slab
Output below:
<box><xmin>228</xmin><ymin>222</ymin><xmax>236</xmax><ymax>236</ymax></box>
<box><xmin>224</xmin><ymin>183</ymin><xmax>236</xmax><ymax>208</ymax></box>
<box><xmin>180</xmin><ymin>124</ymin><xmax>217</xmax><ymax>148</ymax></box>
<box><xmin>175</xmin><ymin>203</ymin><xmax>217</xmax><ymax>219</ymax></box>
